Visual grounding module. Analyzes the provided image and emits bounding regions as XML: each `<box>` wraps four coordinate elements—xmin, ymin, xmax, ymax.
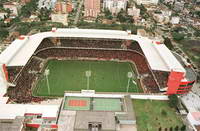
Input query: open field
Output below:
<box><xmin>133</xmin><ymin>99</ymin><xmax>184</xmax><ymax>131</ymax></box>
<box><xmin>33</xmin><ymin>60</ymin><xmax>142</xmax><ymax>96</ymax></box>
<box><xmin>179</xmin><ymin>40</ymin><xmax>200</xmax><ymax>68</ymax></box>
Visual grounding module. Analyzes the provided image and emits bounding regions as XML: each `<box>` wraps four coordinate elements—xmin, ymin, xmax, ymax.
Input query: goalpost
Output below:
<box><xmin>44</xmin><ymin>69</ymin><xmax>50</xmax><ymax>95</ymax></box>
<box><xmin>85</xmin><ymin>70</ymin><xmax>91</xmax><ymax>90</ymax></box>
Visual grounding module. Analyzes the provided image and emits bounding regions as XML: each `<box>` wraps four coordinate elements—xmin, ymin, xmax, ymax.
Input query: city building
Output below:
<box><xmin>51</xmin><ymin>13</ymin><xmax>68</xmax><ymax>25</ymax></box>
<box><xmin>128</xmin><ymin>7</ymin><xmax>140</xmax><ymax>17</ymax></box>
<box><xmin>163</xmin><ymin>0</ymin><xmax>175</xmax><ymax>5</ymax></box>
<box><xmin>21</xmin><ymin>0</ymin><xmax>31</xmax><ymax>4</ymax></box>
<box><xmin>3</xmin><ymin>2</ymin><xmax>20</xmax><ymax>16</ymax></box>
<box><xmin>153</xmin><ymin>13</ymin><xmax>170</xmax><ymax>24</ymax></box>
<box><xmin>103</xmin><ymin>0</ymin><xmax>128</xmax><ymax>14</ymax></box>
<box><xmin>54</xmin><ymin>1</ymin><xmax>73</xmax><ymax>13</ymax></box>
<box><xmin>0</xmin><ymin>11</ymin><xmax>7</xmax><ymax>20</ymax></box>
<box><xmin>174</xmin><ymin>1</ymin><xmax>184</xmax><ymax>12</ymax></box>
<box><xmin>181</xmin><ymin>92</ymin><xmax>200</xmax><ymax>131</ymax></box>
<box><xmin>128</xmin><ymin>7</ymin><xmax>141</xmax><ymax>22</ymax></box>
<box><xmin>137</xmin><ymin>29</ymin><xmax>147</xmax><ymax>37</ymax></box>
<box><xmin>0</xmin><ymin>104</ymin><xmax>59</xmax><ymax>131</ymax></box>
<box><xmin>84</xmin><ymin>0</ymin><xmax>100</xmax><ymax>18</ymax></box>
<box><xmin>136</xmin><ymin>0</ymin><xmax>159</xmax><ymax>5</ymax></box>
<box><xmin>38</xmin><ymin>0</ymin><xmax>55</xmax><ymax>9</ymax></box>
<box><xmin>171</xmin><ymin>16</ymin><xmax>180</xmax><ymax>24</ymax></box>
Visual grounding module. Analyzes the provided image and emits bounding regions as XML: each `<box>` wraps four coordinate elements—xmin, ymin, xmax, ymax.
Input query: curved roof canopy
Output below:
<box><xmin>0</xmin><ymin>28</ymin><xmax>185</xmax><ymax>73</ymax></box>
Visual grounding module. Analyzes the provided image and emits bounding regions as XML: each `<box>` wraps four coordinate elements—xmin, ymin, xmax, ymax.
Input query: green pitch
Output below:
<box><xmin>33</xmin><ymin>60</ymin><xmax>142</xmax><ymax>96</ymax></box>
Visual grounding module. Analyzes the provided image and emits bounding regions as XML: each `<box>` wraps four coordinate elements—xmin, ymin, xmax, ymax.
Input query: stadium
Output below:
<box><xmin>0</xmin><ymin>28</ymin><xmax>196</xmax><ymax>103</ymax></box>
<box><xmin>0</xmin><ymin>28</ymin><xmax>196</xmax><ymax>130</ymax></box>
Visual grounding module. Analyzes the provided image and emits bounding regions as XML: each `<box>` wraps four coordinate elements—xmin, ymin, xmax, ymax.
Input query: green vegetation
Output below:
<box><xmin>15</xmin><ymin>21</ymin><xmax>65</xmax><ymax>35</ymax></box>
<box><xmin>194</xmin><ymin>11</ymin><xmax>200</xmax><ymax>18</ymax></box>
<box><xmin>103</xmin><ymin>8</ymin><xmax>113</xmax><ymax>20</ymax></box>
<box><xmin>133</xmin><ymin>99</ymin><xmax>184</xmax><ymax>131</ymax></box>
<box><xmin>136</xmin><ymin>4</ymin><xmax>149</xmax><ymax>19</ymax></box>
<box><xmin>163</xmin><ymin>37</ymin><xmax>174</xmax><ymax>50</ymax></box>
<box><xmin>177</xmin><ymin>39</ymin><xmax>200</xmax><ymax>68</ymax></box>
<box><xmin>117</xmin><ymin>9</ymin><xmax>133</xmax><ymax>23</ymax></box>
<box><xmin>172</xmin><ymin>32</ymin><xmax>185</xmax><ymax>41</ymax></box>
<box><xmin>0</xmin><ymin>28</ymin><xmax>9</xmax><ymax>40</ymax></box>
<box><xmin>34</xmin><ymin>60</ymin><xmax>141</xmax><ymax>96</ymax></box>
<box><xmin>77</xmin><ymin>21</ymin><xmax>144</xmax><ymax>34</ymax></box>
<box><xmin>20</xmin><ymin>0</ymin><xmax>39</xmax><ymax>17</ymax></box>
<box><xmin>168</xmin><ymin>94</ymin><xmax>179</xmax><ymax>108</ymax></box>
<box><xmin>38</xmin><ymin>7</ymin><xmax>51</xmax><ymax>21</ymax></box>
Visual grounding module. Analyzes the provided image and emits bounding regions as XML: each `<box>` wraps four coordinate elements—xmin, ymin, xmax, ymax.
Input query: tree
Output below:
<box><xmin>20</xmin><ymin>0</ymin><xmax>38</xmax><ymax>17</ymax></box>
<box><xmin>174</xmin><ymin>126</ymin><xmax>179</xmax><ymax>131</ymax></box>
<box><xmin>180</xmin><ymin>125</ymin><xmax>186</xmax><ymax>131</ymax></box>
<box><xmin>172</xmin><ymin>32</ymin><xmax>185</xmax><ymax>41</ymax></box>
<box><xmin>117</xmin><ymin>9</ymin><xmax>127</xmax><ymax>23</ymax></box>
<box><xmin>104</xmin><ymin>8</ymin><xmax>113</xmax><ymax>20</ymax></box>
<box><xmin>16</xmin><ymin>23</ymin><xmax>30</xmax><ymax>35</ymax></box>
<box><xmin>164</xmin><ymin>37</ymin><xmax>174</xmax><ymax>50</ymax></box>
<box><xmin>168</xmin><ymin>94</ymin><xmax>178</xmax><ymax>108</ymax></box>
<box><xmin>0</xmin><ymin>28</ymin><xmax>9</xmax><ymax>40</ymax></box>
<box><xmin>161</xmin><ymin>109</ymin><xmax>167</xmax><ymax>116</ymax></box>
<box><xmin>194</xmin><ymin>30</ymin><xmax>200</xmax><ymax>37</ymax></box>
<box><xmin>38</xmin><ymin>7</ymin><xmax>51</xmax><ymax>21</ymax></box>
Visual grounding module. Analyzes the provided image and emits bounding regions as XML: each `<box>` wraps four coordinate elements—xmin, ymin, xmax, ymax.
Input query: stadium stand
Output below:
<box><xmin>153</xmin><ymin>71</ymin><xmax>169</xmax><ymax>89</ymax></box>
<box><xmin>7</xmin><ymin>57</ymin><xmax>44</xmax><ymax>103</ymax></box>
<box><xmin>7</xmin><ymin>66</ymin><xmax>22</xmax><ymax>82</ymax></box>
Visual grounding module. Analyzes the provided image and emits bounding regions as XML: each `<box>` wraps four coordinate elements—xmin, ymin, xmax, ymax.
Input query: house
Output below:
<box><xmin>171</xmin><ymin>16</ymin><xmax>180</xmax><ymax>25</ymax></box>
<box><xmin>3</xmin><ymin>2</ymin><xmax>20</xmax><ymax>16</ymax></box>
<box><xmin>51</xmin><ymin>13</ymin><xmax>68</xmax><ymax>25</ymax></box>
<box><xmin>0</xmin><ymin>11</ymin><xmax>7</xmax><ymax>20</ymax></box>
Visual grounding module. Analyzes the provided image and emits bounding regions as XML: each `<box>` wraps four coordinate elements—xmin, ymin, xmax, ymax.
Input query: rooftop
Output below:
<box><xmin>74</xmin><ymin>111</ymin><xmax>116</xmax><ymax>130</ymax></box>
<box><xmin>0</xmin><ymin>116</ymin><xmax>24</xmax><ymax>131</ymax></box>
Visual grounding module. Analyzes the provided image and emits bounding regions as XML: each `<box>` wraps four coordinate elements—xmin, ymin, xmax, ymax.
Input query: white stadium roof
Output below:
<box><xmin>0</xmin><ymin>28</ymin><xmax>185</xmax><ymax>73</ymax></box>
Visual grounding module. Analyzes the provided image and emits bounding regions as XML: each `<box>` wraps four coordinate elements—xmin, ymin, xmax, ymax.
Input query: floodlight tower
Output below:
<box><xmin>45</xmin><ymin>69</ymin><xmax>50</xmax><ymax>95</ymax></box>
<box><xmin>126</xmin><ymin>72</ymin><xmax>133</xmax><ymax>93</ymax></box>
<box><xmin>85</xmin><ymin>70</ymin><xmax>91</xmax><ymax>90</ymax></box>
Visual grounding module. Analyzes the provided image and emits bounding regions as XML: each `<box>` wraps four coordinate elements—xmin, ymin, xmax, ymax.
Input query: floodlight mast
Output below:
<box><xmin>126</xmin><ymin>72</ymin><xmax>133</xmax><ymax>93</ymax></box>
<box><xmin>45</xmin><ymin>69</ymin><xmax>50</xmax><ymax>95</ymax></box>
<box><xmin>86</xmin><ymin>70</ymin><xmax>91</xmax><ymax>90</ymax></box>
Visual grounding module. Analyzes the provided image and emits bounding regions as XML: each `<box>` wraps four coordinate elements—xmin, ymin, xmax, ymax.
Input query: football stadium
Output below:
<box><xmin>0</xmin><ymin>28</ymin><xmax>195</xmax><ymax>103</ymax></box>
<box><xmin>0</xmin><ymin>28</ymin><xmax>197</xmax><ymax>131</ymax></box>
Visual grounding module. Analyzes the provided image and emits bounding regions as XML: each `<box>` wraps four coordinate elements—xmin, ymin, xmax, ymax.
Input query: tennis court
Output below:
<box><xmin>63</xmin><ymin>96</ymin><xmax>90</xmax><ymax>110</ymax></box>
<box><xmin>93</xmin><ymin>98</ymin><xmax>122</xmax><ymax>111</ymax></box>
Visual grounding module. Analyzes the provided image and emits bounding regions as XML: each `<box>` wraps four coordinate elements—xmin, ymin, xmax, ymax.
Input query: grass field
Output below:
<box><xmin>33</xmin><ymin>60</ymin><xmax>142</xmax><ymax>96</ymax></box>
<box><xmin>133</xmin><ymin>99</ymin><xmax>184</xmax><ymax>131</ymax></box>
